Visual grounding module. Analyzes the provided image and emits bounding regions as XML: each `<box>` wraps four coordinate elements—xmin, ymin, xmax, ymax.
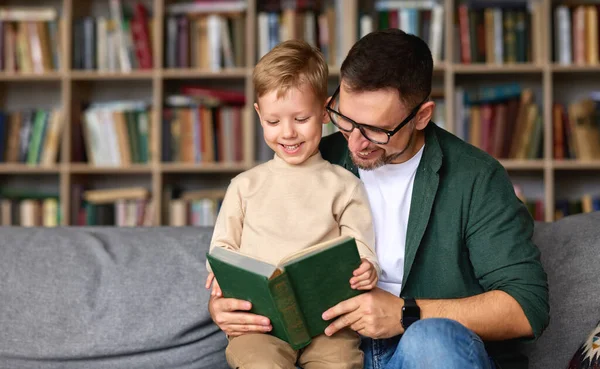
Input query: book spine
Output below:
<box><xmin>268</xmin><ymin>272</ymin><xmax>311</xmax><ymax>350</ymax></box>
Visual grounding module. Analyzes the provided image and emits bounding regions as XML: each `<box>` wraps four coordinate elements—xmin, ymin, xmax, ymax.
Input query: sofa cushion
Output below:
<box><xmin>567</xmin><ymin>319</ymin><xmax>600</xmax><ymax>369</ymax></box>
<box><xmin>0</xmin><ymin>226</ymin><xmax>228</xmax><ymax>369</ymax></box>
<box><xmin>525</xmin><ymin>212</ymin><xmax>600</xmax><ymax>369</ymax></box>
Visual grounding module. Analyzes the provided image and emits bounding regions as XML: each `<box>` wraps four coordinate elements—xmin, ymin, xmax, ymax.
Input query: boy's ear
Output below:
<box><xmin>322</xmin><ymin>98</ymin><xmax>331</xmax><ymax>124</ymax></box>
<box><xmin>253</xmin><ymin>103</ymin><xmax>261</xmax><ymax>118</ymax></box>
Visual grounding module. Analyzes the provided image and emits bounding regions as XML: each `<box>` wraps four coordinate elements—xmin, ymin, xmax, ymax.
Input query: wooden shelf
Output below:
<box><xmin>69</xmin><ymin>164</ymin><xmax>153</xmax><ymax>174</ymax></box>
<box><xmin>161</xmin><ymin>162</ymin><xmax>251</xmax><ymax>173</ymax></box>
<box><xmin>553</xmin><ymin>160</ymin><xmax>600</xmax><ymax>170</ymax></box>
<box><xmin>0</xmin><ymin>164</ymin><xmax>61</xmax><ymax>174</ymax></box>
<box><xmin>453</xmin><ymin>64</ymin><xmax>544</xmax><ymax>74</ymax></box>
<box><xmin>0</xmin><ymin>72</ymin><xmax>64</xmax><ymax>81</ymax></box>
<box><xmin>500</xmin><ymin>160</ymin><xmax>545</xmax><ymax>170</ymax></box>
<box><xmin>69</xmin><ymin>70</ymin><xmax>155</xmax><ymax>80</ymax></box>
<box><xmin>551</xmin><ymin>64</ymin><xmax>600</xmax><ymax>73</ymax></box>
<box><xmin>162</xmin><ymin>68</ymin><xmax>249</xmax><ymax>79</ymax></box>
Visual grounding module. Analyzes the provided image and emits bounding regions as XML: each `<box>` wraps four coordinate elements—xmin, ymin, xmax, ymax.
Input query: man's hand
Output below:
<box><xmin>350</xmin><ymin>259</ymin><xmax>378</xmax><ymax>290</ymax></box>
<box><xmin>321</xmin><ymin>287</ymin><xmax>404</xmax><ymax>339</ymax></box>
<box><xmin>208</xmin><ymin>294</ymin><xmax>273</xmax><ymax>337</ymax></box>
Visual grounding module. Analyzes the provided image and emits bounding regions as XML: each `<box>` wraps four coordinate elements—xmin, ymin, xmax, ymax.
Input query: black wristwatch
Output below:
<box><xmin>401</xmin><ymin>297</ymin><xmax>420</xmax><ymax>329</ymax></box>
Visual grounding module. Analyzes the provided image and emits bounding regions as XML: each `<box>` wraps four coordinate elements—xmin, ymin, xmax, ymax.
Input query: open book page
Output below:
<box><xmin>209</xmin><ymin>247</ymin><xmax>279</xmax><ymax>278</ymax></box>
<box><xmin>278</xmin><ymin>235</ymin><xmax>353</xmax><ymax>267</ymax></box>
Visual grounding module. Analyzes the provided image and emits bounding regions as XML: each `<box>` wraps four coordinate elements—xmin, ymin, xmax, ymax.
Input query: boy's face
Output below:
<box><xmin>254</xmin><ymin>83</ymin><xmax>329</xmax><ymax>165</ymax></box>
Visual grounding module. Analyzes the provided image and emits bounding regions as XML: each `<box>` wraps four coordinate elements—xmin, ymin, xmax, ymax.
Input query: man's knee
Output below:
<box><xmin>399</xmin><ymin>318</ymin><xmax>482</xmax><ymax>359</ymax></box>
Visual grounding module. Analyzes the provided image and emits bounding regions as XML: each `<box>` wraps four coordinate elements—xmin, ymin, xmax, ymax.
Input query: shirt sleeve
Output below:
<box><xmin>466</xmin><ymin>163</ymin><xmax>550</xmax><ymax>340</ymax></box>
<box><xmin>206</xmin><ymin>178</ymin><xmax>245</xmax><ymax>273</ymax></box>
<box><xmin>338</xmin><ymin>181</ymin><xmax>381</xmax><ymax>278</ymax></box>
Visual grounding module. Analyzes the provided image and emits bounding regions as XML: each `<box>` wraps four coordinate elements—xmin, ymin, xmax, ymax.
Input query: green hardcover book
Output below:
<box><xmin>206</xmin><ymin>235</ymin><xmax>364</xmax><ymax>350</ymax></box>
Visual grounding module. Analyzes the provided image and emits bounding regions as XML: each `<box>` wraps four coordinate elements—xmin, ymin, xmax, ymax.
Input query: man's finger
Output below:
<box><xmin>322</xmin><ymin>295</ymin><xmax>360</xmax><ymax>321</ymax></box>
<box><xmin>324</xmin><ymin>309</ymin><xmax>362</xmax><ymax>336</ymax></box>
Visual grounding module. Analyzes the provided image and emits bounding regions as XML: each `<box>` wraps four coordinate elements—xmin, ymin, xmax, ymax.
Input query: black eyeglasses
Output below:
<box><xmin>325</xmin><ymin>85</ymin><xmax>427</xmax><ymax>145</ymax></box>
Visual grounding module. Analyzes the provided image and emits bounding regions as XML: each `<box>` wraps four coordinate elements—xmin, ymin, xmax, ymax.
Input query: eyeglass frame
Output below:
<box><xmin>325</xmin><ymin>85</ymin><xmax>428</xmax><ymax>145</ymax></box>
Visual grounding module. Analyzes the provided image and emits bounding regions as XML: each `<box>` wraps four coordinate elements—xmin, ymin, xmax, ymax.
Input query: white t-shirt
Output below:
<box><xmin>358</xmin><ymin>145</ymin><xmax>424</xmax><ymax>296</ymax></box>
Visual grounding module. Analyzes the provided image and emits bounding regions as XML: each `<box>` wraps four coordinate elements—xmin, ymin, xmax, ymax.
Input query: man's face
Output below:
<box><xmin>337</xmin><ymin>82</ymin><xmax>421</xmax><ymax>170</ymax></box>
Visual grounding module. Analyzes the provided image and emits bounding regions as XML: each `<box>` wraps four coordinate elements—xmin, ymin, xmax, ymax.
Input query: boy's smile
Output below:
<box><xmin>254</xmin><ymin>82</ymin><xmax>329</xmax><ymax>165</ymax></box>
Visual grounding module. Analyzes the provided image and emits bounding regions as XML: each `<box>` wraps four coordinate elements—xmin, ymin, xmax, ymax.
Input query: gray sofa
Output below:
<box><xmin>1</xmin><ymin>211</ymin><xmax>599</xmax><ymax>369</ymax></box>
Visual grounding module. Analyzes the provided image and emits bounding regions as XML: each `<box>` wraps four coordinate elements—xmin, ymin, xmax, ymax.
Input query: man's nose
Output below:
<box><xmin>347</xmin><ymin>128</ymin><xmax>370</xmax><ymax>152</ymax></box>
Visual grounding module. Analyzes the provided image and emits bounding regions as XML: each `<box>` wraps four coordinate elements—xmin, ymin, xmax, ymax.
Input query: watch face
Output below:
<box><xmin>402</xmin><ymin>304</ymin><xmax>420</xmax><ymax>328</ymax></box>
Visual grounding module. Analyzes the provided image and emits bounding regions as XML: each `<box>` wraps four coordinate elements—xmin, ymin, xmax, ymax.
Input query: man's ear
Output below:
<box><xmin>415</xmin><ymin>101</ymin><xmax>435</xmax><ymax>131</ymax></box>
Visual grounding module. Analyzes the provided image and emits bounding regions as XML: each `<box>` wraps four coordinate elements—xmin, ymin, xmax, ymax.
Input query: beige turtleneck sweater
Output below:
<box><xmin>208</xmin><ymin>152</ymin><xmax>380</xmax><ymax>276</ymax></box>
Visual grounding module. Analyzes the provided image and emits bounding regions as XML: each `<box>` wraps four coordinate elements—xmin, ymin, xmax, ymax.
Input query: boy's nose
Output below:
<box><xmin>281</xmin><ymin>121</ymin><xmax>297</xmax><ymax>139</ymax></box>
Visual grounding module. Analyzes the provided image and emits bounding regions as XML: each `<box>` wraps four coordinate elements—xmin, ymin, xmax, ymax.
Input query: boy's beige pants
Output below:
<box><xmin>225</xmin><ymin>328</ymin><xmax>363</xmax><ymax>369</ymax></box>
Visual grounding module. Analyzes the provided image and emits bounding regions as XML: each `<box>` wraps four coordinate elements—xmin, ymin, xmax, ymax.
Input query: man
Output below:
<box><xmin>209</xmin><ymin>29</ymin><xmax>549</xmax><ymax>369</ymax></box>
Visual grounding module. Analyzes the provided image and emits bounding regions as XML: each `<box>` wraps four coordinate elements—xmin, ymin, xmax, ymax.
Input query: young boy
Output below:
<box><xmin>205</xmin><ymin>39</ymin><xmax>379</xmax><ymax>369</ymax></box>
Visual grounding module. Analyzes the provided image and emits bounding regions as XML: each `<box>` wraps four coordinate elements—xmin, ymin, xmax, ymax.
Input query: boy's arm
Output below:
<box><xmin>338</xmin><ymin>181</ymin><xmax>381</xmax><ymax>278</ymax></box>
<box><xmin>206</xmin><ymin>179</ymin><xmax>245</xmax><ymax>272</ymax></box>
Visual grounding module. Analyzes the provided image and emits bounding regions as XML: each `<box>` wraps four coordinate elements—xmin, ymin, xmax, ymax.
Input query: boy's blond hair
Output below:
<box><xmin>253</xmin><ymin>39</ymin><xmax>328</xmax><ymax>103</ymax></box>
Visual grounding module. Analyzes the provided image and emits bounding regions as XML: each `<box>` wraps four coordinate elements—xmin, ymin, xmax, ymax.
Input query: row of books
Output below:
<box><xmin>257</xmin><ymin>0</ymin><xmax>355</xmax><ymax>67</ymax></box>
<box><xmin>455</xmin><ymin>84</ymin><xmax>543</xmax><ymax>160</ymax></box>
<box><xmin>375</xmin><ymin>0</ymin><xmax>444</xmax><ymax>63</ymax></box>
<box><xmin>553</xmin><ymin>95</ymin><xmax>600</xmax><ymax>160</ymax></box>
<box><xmin>163</xmin><ymin>186</ymin><xmax>224</xmax><ymax>227</ymax></box>
<box><xmin>0</xmin><ymin>197</ymin><xmax>60</xmax><ymax>226</ymax></box>
<box><xmin>165</xmin><ymin>13</ymin><xmax>245</xmax><ymax>70</ymax></box>
<box><xmin>71</xmin><ymin>185</ymin><xmax>154</xmax><ymax>226</ymax></box>
<box><xmin>456</xmin><ymin>1</ymin><xmax>543</xmax><ymax>65</ymax></box>
<box><xmin>81</xmin><ymin>101</ymin><xmax>152</xmax><ymax>166</ymax></box>
<box><xmin>553</xmin><ymin>5</ymin><xmax>600</xmax><ymax>66</ymax></box>
<box><xmin>0</xmin><ymin>7</ymin><xmax>62</xmax><ymax>73</ymax></box>
<box><xmin>0</xmin><ymin>109</ymin><xmax>63</xmax><ymax>165</ymax></box>
<box><xmin>555</xmin><ymin>195</ymin><xmax>600</xmax><ymax>220</ymax></box>
<box><xmin>163</xmin><ymin>86</ymin><xmax>246</xmax><ymax>163</ymax></box>
<box><xmin>72</xmin><ymin>2</ymin><xmax>153</xmax><ymax>71</ymax></box>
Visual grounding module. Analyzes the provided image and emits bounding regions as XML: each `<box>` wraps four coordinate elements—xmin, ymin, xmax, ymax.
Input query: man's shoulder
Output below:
<box><xmin>433</xmin><ymin>125</ymin><xmax>503</xmax><ymax>177</ymax></box>
<box><xmin>319</xmin><ymin>132</ymin><xmax>348</xmax><ymax>166</ymax></box>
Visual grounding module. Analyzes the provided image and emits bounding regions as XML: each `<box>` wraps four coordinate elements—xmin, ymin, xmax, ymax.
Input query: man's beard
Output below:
<box><xmin>351</xmin><ymin>128</ymin><xmax>415</xmax><ymax>170</ymax></box>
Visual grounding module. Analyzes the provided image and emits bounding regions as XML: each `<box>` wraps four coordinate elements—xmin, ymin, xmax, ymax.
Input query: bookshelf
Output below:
<box><xmin>0</xmin><ymin>0</ymin><xmax>599</xmax><ymax>226</ymax></box>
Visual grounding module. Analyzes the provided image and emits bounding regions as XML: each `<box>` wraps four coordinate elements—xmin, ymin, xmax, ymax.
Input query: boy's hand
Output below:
<box><xmin>350</xmin><ymin>259</ymin><xmax>378</xmax><ymax>290</ymax></box>
<box><xmin>205</xmin><ymin>272</ymin><xmax>223</xmax><ymax>297</ymax></box>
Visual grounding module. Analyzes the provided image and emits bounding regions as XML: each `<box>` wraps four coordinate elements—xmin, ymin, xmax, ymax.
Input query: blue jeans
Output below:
<box><xmin>361</xmin><ymin>318</ymin><xmax>496</xmax><ymax>369</ymax></box>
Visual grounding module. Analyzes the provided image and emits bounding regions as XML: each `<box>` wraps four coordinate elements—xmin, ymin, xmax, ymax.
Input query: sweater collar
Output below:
<box><xmin>268</xmin><ymin>151</ymin><xmax>327</xmax><ymax>172</ymax></box>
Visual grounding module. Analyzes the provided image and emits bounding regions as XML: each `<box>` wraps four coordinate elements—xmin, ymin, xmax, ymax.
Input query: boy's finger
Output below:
<box><xmin>205</xmin><ymin>273</ymin><xmax>215</xmax><ymax>289</ymax></box>
<box><xmin>352</xmin><ymin>260</ymin><xmax>371</xmax><ymax>276</ymax></box>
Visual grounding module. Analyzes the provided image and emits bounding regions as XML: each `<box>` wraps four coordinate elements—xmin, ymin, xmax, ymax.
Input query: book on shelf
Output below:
<box><xmin>163</xmin><ymin>87</ymin><xmax>245</xmax><ymax>164</ymax></box>
<box><xmin>0</xmin><ymin>6</ymin><xmax>62</xmax><ymax>73</ymax></box>
<box><xmin>73</xmin><ymin>1</ymin><xmax>154</xmax><ymax>72</ymax></box>
<box><xmin>207</xmin><ymin>235</ymin><xmax>364</xmax><ymax>350</ymax></box>
<box><xmin>73</xmin><ymin>185</ymin><xmax>154</xmax><ymax>226</ymax></box>
<box><xmin>553</xmin><ymin>94</ymin><xmax>600</xmax><ymax>160</ymax></box>
<box><xmin>455</xmin><ymin>83</ymin><xmax>543</xmax><ymax>160</ymax></box>
<box><xmin>513</xmin><ymin>185</ymin><xmax>544</xmax><ymax>221</ymax></box>
<box><xmin>455</xmin><ymin>0</ymin><xmax>543</xmax><ymax>65</ymax></box>
<box><xmin>166</xmin><ymin>188</ymin><xmax>225</xmax><ymax>227</ymax></box>
<box><xmin>0</xmin><ymin>188</ymin><xmax>60</xmax><ymax>226</ymax></box>
<box><xmin>79</xmin><ymin>100</ymin><xmax>152</xmax><ymax>166</ymax></box>
<box><xmin>553</xmin><ymin>4</ymin><xmax>599</xmax><ymax>66</ymax></box>
<box><xmin>0</xmin><ymin>109</ymin><xmax>63</xmax><ymax>166</ymax></box>
<box><xmin>164</xmin><ymin>6</ymin><xmax>245</xmax><ymax>71</ymax></box>
<box><xmin>374</xmin><ymin>0</ymin><xmax>445</xmax><ymax>64</ymax></box>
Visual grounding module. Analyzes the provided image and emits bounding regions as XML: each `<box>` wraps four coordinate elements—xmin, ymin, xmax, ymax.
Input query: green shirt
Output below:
<box><xmin>319</xmin><ymin>123</ymin><xmax>549</xmax><ymax>369</ymax></box>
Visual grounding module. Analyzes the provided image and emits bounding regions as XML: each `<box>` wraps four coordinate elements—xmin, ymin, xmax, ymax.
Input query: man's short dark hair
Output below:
<box><xmin>340</xmin><ymin>28</ymin><xmax>433</xmax><ymax>108</ymax></box>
